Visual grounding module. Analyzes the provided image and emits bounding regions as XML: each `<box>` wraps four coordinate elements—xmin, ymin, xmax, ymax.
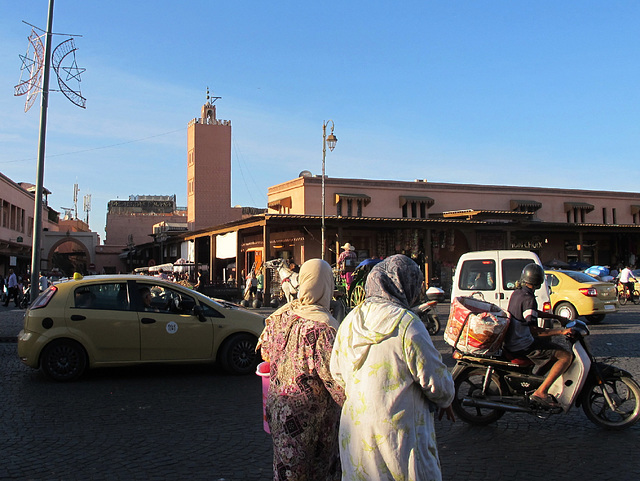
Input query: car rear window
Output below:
<box><xmin>562</xmin><ymin>271</ymin><xmax>600</xmax><ymax>284</ymax></box>
<box><xmin>458</xmin><ymin>260</ymin><xmax>496</xmax><ymax>290</ymax></box>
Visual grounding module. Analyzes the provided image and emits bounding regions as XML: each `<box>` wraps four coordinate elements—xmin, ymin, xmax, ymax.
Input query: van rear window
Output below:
<box><xmin>458</xmin><ymin>260</ymin><xmax>496</xmax><ymax>290</ymax></box>
<box><xmin>502</xmin><ymin>259</ymin><xmax>535</xmax><ymax>290</ymax></box>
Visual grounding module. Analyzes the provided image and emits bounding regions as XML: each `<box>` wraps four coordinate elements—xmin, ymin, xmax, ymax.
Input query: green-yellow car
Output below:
<box><xmin>544</xmin><ymin>270</ymin><xmax>618</xmax><ymax>324</ymax></box>
<box><xmin>18</xmin><ymin>275</ymin><xmax>265</xmax><ymax>381</ymax></box>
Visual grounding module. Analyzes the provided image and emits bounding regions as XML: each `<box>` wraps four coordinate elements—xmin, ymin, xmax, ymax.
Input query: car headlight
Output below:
<box><xmin>19</xmin><ymin>332</ymin><xmax>32</xmax><ymax>342</ymax></box>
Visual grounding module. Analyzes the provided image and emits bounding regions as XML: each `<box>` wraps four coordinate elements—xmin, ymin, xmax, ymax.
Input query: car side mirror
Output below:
<box><xmin>193</xmin><ymin>305</ymin><xmax>207</xmax><ymax>322</ymax></box>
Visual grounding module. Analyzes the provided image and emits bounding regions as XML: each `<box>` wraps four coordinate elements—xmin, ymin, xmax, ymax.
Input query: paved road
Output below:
<box><xmin>1</xmin><ymin>303</ymin><xmax>639</xmax><ymax>480</ymax></box>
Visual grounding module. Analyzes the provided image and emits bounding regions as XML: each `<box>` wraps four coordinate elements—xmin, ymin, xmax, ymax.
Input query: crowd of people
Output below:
<box><xmin>256</xmin><ymin>248</ymin><xmax>629</xmax><ymax>479</ymax></box>
<box><xmin>258</xmin><ymin>254</ymin><xmax>455</xmax><ymax>481</ymax></box>
<box><xmin>0</xmin><ymin>270</ymin><xmax>51</xmax><ymax>307</ymax></box>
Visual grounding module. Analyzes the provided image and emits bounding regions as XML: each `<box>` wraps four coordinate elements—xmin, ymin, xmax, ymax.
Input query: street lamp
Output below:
<box><xmin>321</xmin><ymin>120</ymin><xmax>337</xmax><ymax>260</ymax></box>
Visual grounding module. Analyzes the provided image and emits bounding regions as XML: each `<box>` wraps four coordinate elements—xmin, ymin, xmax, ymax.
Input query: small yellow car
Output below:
<box><xmin>18</xmin><ymin>275</ymin><xmax>266</xmax><ymax>381</ymax></box>
<box><xmin>544</xmin><ymin>270</ymin><xmax>618</xmax><ymax>324</ymax></box>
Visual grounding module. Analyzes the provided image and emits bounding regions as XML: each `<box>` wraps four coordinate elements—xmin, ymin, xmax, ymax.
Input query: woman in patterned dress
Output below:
<box><xmin>258</xmin><ymin>258</ymin><xmax>345</xmax><ymax>481</ymax></box>
<box><xmin>330</xmin><ymin>254</ymin><xmax>455</xmax><ymax>481</ymax></box>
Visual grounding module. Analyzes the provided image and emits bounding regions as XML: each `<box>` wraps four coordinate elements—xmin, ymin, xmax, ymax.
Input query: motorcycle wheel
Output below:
<box><xmin>581</xmin><ymin>375</ymin><xmax>640</xmax><ymax>430</ymax></box>
<box><xmin>423</xmin><ymin>313</ymin><xmax>440</xmax><ymax>335</ymax></box>
<box><xmin>452</xmin><ymin>368</ymin><xmax>505</xmax><ymax>425</ymax></box>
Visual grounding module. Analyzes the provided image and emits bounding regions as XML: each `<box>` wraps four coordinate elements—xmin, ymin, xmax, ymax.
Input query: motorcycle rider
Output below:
<box><xmin>504</xmin><ymin>263</ymin><xmax>573</xmax><ymax>408</ymax></box>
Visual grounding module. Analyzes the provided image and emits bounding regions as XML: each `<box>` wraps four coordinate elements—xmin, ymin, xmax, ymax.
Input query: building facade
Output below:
<box><xmin>0</xmin><ymin>173</ymin><xmax>59</xmax><ymax>277</ymax></box>
<box><xmin>186</xmin><ymin>173</ymin><xmax>640</xmax><ymax>296</ymax></box>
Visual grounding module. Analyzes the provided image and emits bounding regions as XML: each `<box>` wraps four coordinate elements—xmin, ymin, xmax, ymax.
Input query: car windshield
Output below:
<box><xmin>562</xmin><ymin>271</ymin><xmax>601</xmax><ymax>284</ymax></box>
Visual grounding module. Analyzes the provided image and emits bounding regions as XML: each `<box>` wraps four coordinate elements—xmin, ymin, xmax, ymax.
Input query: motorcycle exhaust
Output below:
<box><xmin>461</xmin><ymin>398</ymin><xmax>531</xmax><ymax>413</ymax></box>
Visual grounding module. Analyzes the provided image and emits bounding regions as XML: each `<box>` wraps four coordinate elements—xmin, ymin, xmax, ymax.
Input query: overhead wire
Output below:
<box><xmin>1</xmin><ymin>128</ymin><xmax>185</xmax><ymax>164</ymax></box>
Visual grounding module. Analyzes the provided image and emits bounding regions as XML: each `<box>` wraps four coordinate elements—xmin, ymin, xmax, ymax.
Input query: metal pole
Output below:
<box><xmin>30</xmin><ymin>0</ymin><xmax>55</xmax><ymax>302</ymax></box>
<box><xmin>321</xmin><ymin>123</ymin><xmax>327</xmax><ymax>260</ymax></box>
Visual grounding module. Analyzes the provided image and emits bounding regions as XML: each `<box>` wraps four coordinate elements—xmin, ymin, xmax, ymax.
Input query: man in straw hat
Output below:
<box><xmin>338</xmin><ymin>243</ymin><xmax>358</xmax><ymax>285</ymax></box>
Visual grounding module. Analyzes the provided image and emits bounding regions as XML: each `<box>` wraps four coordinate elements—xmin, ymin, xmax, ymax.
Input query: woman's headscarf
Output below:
<box><xmin>364</xmin><ymin>254</ymin><xmax>424</xmax><ymax>308</ymax></box>
<box><xmin>280</xmin><ymin>258</ymin><xmax>338</xmax><ymax>328</ymax></box>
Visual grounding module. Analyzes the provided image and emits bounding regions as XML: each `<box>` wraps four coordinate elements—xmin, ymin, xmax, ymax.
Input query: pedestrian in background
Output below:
<box><xmin>330</xmin><ymin>254</ymin><xmax>455</xmax><ymax>481</ymax></box>
<box><xmin>39</xmin><ymin>272</ymin><xmax>49</xmax><ymax>292</ymax></box>
<box><xmin>620</xmin><ymin>264</ymin><xmax>637</xmax><ymax>302</ymax></box>
<box><xmin>3</xmin><ymin>269</ymin><xmax>18</xmax><ymax>307</ymax></box>
<box><xmin>257</xmin><ymin>258</ymin><xmax>345</xmax><ymax>481</ymax></box>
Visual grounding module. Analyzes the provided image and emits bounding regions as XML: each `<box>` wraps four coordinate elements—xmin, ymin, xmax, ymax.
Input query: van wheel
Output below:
<box><xmin>555</xmin><ymin>302</ymin><xmax>577</xmax><ymax>321</ymax></box>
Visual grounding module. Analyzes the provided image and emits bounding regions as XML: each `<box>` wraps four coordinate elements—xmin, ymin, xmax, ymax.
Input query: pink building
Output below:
<box><xmin>0</xmin><ymin>174</ymin><xmax>59</xmax><ymax>276</ymax></box>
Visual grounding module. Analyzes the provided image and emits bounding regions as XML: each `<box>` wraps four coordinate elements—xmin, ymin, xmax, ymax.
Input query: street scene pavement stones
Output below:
<box><xmin>1</xmin><ymin>302</ymin><xmax>639</xmax><ymax>480</ymax></box>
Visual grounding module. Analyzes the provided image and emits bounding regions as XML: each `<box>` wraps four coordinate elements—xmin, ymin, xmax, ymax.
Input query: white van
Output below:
<box><xmin>451</xmin><ymin>250</ymin><xmax>552</xmax><ymax>324</ymax></box>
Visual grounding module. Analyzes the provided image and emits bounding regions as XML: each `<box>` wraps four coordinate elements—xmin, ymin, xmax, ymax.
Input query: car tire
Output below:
<box><xmin>40</xmin><ymin>339</ymin><xmax>87</xmax><ymax>382</ymax></box>
<box><xmin>554</xmin><ymin>302</ymin><xmax>577</xmax><ymax>321</ymax></box>
<box><xmin>218</xmin><ymin>333</ymin><xmax>259</xmax><ymax>375</ymax></box>
<box><xmin>585</xmin><ymin>314</ymin><xmax>605</xmax><ymax>324</ymax></box>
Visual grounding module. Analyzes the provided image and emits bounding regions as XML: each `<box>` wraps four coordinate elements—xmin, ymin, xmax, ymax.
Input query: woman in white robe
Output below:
<box><xmin>330</xmin><ymin>254</ymin><xmax>454</xmax><ymax>481</ymax></box>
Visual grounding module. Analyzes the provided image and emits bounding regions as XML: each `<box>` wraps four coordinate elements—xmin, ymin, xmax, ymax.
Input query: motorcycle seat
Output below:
<box><xmin>503</xmin><ymin>350</ymin><xmax>534</xmax><ymax>367</ymax></box>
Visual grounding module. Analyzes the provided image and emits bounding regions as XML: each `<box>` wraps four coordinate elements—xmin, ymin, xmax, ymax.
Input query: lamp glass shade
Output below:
<box><xmin>326</xmin><ymin>133</ymin><xmax>337</xmax><ymax>151</ymax></box>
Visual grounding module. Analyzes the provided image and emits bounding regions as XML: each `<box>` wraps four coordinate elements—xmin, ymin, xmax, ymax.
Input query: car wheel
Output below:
<box><xmin>585</xmin><ymin>314</ymin><xmax>605</xmax><ymax>324</ymax></box>
<box><xmin>218</xmin><ymin>333</ymin><xmax>259</xmax><ymax>375</ymax></box>
<box><xmin>40</xmin><ymin>339</ymin><xmax>87</xmax><ymax>382</ymax></box>
<box><xmin>554</xmin><ymin>302</ymin><xmax>577</xmax><ymax>321</ymax></box>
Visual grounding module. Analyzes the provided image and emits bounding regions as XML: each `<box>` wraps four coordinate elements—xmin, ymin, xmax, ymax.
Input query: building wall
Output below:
<box><xmin>105</xmin><ymin>212</ymin><xmax>187</xmax><ymax>246</ymax></box>
<box><xmin>0</xmin><ymin>172</ymin><xmax>59</xmax><ymax>275</ymax></box>
<box><xmin>268</xmin><ymin>176</ymin><xmax>640</xmax><ymax>225</ymax></box>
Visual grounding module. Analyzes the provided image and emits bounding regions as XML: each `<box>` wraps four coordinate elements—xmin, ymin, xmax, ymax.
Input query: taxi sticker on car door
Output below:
<box><xmin>166</xmin><ymin>321</ymin><xmax>178</xmax><ymax>334</ymax></box>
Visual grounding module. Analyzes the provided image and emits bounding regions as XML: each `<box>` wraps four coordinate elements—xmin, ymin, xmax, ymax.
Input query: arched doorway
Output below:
<box><xmin>47</xmin><ymin>238</ymin><xmax>91</xmax><ymax>277</ymax></box>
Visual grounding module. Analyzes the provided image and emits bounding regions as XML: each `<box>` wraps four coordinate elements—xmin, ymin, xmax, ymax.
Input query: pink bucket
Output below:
<box><xmin>256</xmin><ymin>361</ymin><xmax>270</xmax><ymax>433</ymax></box>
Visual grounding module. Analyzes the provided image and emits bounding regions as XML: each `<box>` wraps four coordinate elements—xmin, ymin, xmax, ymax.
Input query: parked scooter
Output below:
<box><xmin>19</xmin><ymin>286</ymin><xmax>31</xmax><ymax>309</ymax></box>
<box><xmin>412</xmin><ymin>287</ymin><xmax>444</xmax><ymax>336</ymax></box>
<box><xmin>451</xmin><ymin>319</ymin><xmax>640</xmax><ymax>429</ymax></box>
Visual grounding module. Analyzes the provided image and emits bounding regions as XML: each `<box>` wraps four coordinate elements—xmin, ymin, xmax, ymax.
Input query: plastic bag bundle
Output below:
<box><xmin>444</xmin><ymin>297</ymin><xmax>510</xmax><ymax>355</ymax></box>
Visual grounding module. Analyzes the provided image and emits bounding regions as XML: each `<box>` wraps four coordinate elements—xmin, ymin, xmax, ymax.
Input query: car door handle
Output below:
<box><xmin>70</xmin><ymin>315</ymin><xmax>86</xmax><ymax>321</ymax></box>
<box><xmin>141</xmin><ymin>318</ymin><xmax>156</xmax><ymax>324</ymax></box>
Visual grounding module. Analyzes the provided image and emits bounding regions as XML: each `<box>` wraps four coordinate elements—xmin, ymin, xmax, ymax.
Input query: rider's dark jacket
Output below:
<box><xmin>505</xmin><ymin>285</ymin><xmax>537</xmax><ymax>352</ymax></box>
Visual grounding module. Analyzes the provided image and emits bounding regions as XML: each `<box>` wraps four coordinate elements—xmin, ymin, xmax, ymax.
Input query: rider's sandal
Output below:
<box><xmin>529</xmin><ymin>394</ymin><xmax>559</xmax><ymax>409</ymax></box>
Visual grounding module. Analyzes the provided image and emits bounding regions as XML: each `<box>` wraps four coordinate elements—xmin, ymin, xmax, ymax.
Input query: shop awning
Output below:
<box><xmin>268</xmin><ymin>196</ymin><xmax>292</xmax><ymax>210</ymax></box>
<box><xmin>335</xmin><ymin>193</ymin><xmax>371</xmax><ymax>206</ymax></box>
<box><xmin>564</xmin><ymin>202</ymin><xmax>594</xmax><ymax>213</ymax></box>
<box><xmin>216</xmin><ymin>231</ymin><xmax>238</xmax><ymax>259</ymax></box>
<box><xmin>399</xmin><ymin>195</ymin><xmax>435</xmax><ymax>208</ymax></box>
<box><xmin>510</xmin><ymin>199</ymin><xmax>542</xmax><ymax>211</ymax></box>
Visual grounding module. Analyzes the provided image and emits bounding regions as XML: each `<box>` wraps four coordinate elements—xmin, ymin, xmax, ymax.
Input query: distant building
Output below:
<box><xmin>0</xmin><ymin>173</ymin><xmax>59</xmax><ymax>276</ymax></box>
<box><xmin>187</xmin><ymin>173</ymin><xmax>640</xmax><ymax>296</ymax></box>
<box><xmin>105</xmin><ymin>195</ymin><xmax>187</xmax><ymax>246</ymax></box>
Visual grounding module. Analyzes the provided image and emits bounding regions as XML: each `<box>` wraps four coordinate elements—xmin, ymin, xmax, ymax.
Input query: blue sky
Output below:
<box><xmin>1</xmin><ymin>1</ymin><xmax>640</xmax><ymax>242</ymax></box>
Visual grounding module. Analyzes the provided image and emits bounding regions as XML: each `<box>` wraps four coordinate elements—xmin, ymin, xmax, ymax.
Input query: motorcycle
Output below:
<box><xmin>450</xmin><ymin>319</ymin><xmax>640</xmax><ymax>430</ymax></box>
<box><xmin>19</xmin><ymin>287</ymin><xmax>31</xmax><ymax>309</ymax></box>
<box><xmin>412</xmin><ymin>287</ymin><xmax>444</xmax><ymax>335</ymax></box>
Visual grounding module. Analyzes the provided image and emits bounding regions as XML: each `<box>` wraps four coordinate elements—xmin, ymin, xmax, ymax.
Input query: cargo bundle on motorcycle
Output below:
<box><xmin>444</xmin><ymin>296</ymin><xmax>510</xmax><ymax>355</ymax></box>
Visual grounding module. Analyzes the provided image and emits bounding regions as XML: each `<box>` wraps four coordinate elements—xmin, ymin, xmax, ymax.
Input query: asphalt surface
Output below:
<box><xmin>1</xmin><ymin>302</ymin><xmax>639</xmax><ymax>480</ymax></box>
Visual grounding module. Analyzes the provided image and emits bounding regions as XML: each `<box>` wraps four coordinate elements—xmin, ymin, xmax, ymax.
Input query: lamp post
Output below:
<box><xmin>321</xmin><ymin>120</ymin><xmax>337</xmax><ymax>260</ymax></box>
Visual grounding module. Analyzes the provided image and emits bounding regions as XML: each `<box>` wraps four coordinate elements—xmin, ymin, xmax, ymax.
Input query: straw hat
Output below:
<box><xmin>341</xmin><ymin>243</ymin><xmax>355</xmax><ymax>251</ymax></box>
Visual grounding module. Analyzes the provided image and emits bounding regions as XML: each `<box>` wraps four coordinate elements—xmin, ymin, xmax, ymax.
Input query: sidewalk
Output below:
<box><xmin>0</xmin><ymin>305</ymin><xmax>25</xmax><ymax>342</ymax></box>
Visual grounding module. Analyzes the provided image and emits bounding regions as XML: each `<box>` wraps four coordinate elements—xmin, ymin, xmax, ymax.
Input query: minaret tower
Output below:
<box><xmin>187</xmin><ymin>88</ymin><xmax>235</xmax><ymax>230</ymax></box>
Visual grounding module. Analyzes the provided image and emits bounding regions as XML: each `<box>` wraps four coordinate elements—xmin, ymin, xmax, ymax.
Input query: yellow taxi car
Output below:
<box><xmin>18</xmin><ymin>275</ymin><xmax>266</xmax><ymax>381</ymax></box>
<box><xmin>544</xmin><ymin>270</ymin><xmax>618</xmax><ymax>324</ymax></box>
